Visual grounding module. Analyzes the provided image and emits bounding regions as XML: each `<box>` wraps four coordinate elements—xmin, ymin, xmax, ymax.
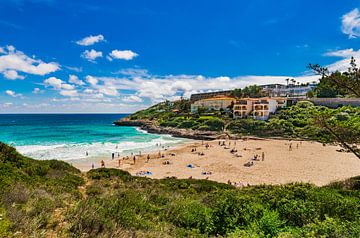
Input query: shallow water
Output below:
<box><xmin>0</xmin><ymin>114</ymin><xmax>188</xmax><ymax>161</ymax></box>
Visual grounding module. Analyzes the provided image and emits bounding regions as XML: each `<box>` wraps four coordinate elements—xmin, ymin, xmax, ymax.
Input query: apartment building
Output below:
<box><xmin>190</xmin><ymin>96</ymin><xmax>235</xmax><ymax>113</ymax></box>
<box><xmin>233</xmin><ymin>97</ymin><xmax>287</xmax><ymax>120</ymax></box>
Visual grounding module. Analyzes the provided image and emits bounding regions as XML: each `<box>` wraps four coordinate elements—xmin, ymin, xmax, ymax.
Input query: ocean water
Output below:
<box><xmin>0</xmin><ymin>114</ymin><xmax>188</xmax><ymax>161</ymax></box>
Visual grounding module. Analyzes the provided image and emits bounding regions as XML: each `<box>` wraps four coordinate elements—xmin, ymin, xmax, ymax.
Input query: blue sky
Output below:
<box><xmin>1</xmin><ymin>0</ymin><xmax>360</xmax><ymax>113</ymax></box>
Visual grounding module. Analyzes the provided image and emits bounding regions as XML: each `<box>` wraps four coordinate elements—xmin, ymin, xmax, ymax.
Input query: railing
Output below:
<box><xmin>254</xmin><ymin>101</ymin><xmax>269</xmax><ymax>104</ymax></box>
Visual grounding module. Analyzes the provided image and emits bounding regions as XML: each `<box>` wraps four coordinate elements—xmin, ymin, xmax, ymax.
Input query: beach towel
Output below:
<box><xmin>187</xmin><ymin>164</ymin><xmax>195</xmax><ymax>168</ymax></box>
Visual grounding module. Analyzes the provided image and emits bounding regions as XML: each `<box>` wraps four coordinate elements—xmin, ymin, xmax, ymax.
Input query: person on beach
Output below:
<box><xmin>112</xmin><ymin>153</ymin><xmax>115</xmax><ymax>160</ymax></box>
<box><xmin>101</xmin><ymin>160</ymin><xmax>105</xmax><ymax>168</ymax></box>
<box><xmin>262</xmin><ymin>152</ymin><xmax>265</xmax><ymax>161</ymax></box>
<box><xmin>86</xmin><ymin>151</ymin><xmax>88</xmax><ymax>156</ymax></box>
<box><xmin>118</xmin><ymin>159</ymin><xmax>121</xmax><ymax>167</ymax></box>
<box><xmin>289</xmin><ymin>143</ymin><xmax>292</xmax><ymax>151</ymax></box>
<box><xmin>91</xmin><ymin>163</ymin><xmax>94</xmax><ymax>169</ymax></box>
<box><xmin>158</xmin><ymin>151</ymin><xmax>161</xmax><ymax>158</ymax></box>
<box><xmin>133</xmin><ymin>156</ymin><xmax>136</xmax><ymax>165</ymax></box>
<box><xmin>146</xmin><ymin>154</ymin><xmax>150</xmax><ymax>163</ymax></box>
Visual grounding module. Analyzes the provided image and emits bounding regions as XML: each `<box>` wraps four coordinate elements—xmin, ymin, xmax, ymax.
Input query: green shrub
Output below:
<box><xmin>168</xmin><ymin>199</ymin><xmax>213</xmax><ymax>233</ymax></box>
<box><xmin>202</xmin><ymin>118</ymin><xmax>225</xmax><ymax>131</ymax></box>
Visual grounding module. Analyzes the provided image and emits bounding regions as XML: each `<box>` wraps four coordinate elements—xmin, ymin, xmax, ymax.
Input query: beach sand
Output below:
<box><xmin>72</xmin><ymin>139</ymin><xmax>360</xmax><ymax>186</ymax></box>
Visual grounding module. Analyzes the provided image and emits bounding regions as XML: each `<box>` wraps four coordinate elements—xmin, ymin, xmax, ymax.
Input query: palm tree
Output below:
<box><xmin>285</xmin><ymin>78</ymin><xmax>290</xmax><ymax>86</ymax></box>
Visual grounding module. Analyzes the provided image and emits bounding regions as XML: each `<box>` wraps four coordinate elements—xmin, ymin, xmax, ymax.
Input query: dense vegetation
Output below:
<box><xmin>309</xmin><ymin>57</ymin><xmax>360</xmax><ymax>98</ymax></box>
<box><xmin>129</xmin><ymin>99</ymin><xmax>229</xmax><ymax>132</ymax></box>
<box><xmin>228</xmin><ymin>102</ymin><xmax>360</xmax><ymax>140</ymax></box>
<box><xmin>0</xmin><ymin>142</ymin><xmax>84</xmax><ymax>237</ymax></box>
<box><xmin>1</xmin><ymin>143</ymin><xmax>360</xmax><ymax>237</ymax></box>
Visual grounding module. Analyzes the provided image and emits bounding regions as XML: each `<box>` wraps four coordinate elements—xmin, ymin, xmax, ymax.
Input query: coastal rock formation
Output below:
<box><xmin>114</xmin><ymin>118</ymin><xmax>227</xmax><ymax>140</ymax></box>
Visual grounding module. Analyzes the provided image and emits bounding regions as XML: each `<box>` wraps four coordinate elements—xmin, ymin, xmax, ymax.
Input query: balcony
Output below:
<box><xmin>254</xmin><ymin>105</ymin><xmax>269</xmax><ymax>110</ymax></box>
<box><xmin>254</xmin><ymin>100</ymin><xmax>269</xmax><ymax>105</ymax></box>
<box><xmin>236</xmin><ymin>100</ymin><xmax>248</xmax><ymax>105</ymax></box>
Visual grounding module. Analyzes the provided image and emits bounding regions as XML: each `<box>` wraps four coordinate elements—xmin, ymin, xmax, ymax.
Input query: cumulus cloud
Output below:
<box><xmin>341</xmin><ymin>8</ymin><xmax>360</xmax><ymax>38</ymax></box>
<box><xmin>32</xmin><ymin>88</ymin><xmax>44</xmax><ymax>94</ymax></box>
<box><xmin>108</xmin><ymin>50</ymin><xmax>138</xmax><ymax>61</ymax></box>
<box><xmin>0</xmin><ymin>45</ymin><xmax>59</xmax><ymax>80</ymax></box>
<box><xmin>122</xmin><ymin>95</ymin><xmax>143</xmax><ymax>103</ymax></box>
<box><xmin>81</xmin><ymin>49</ymin><xmax>103</xmax><ymax>62</ymax></box>
<box><xmin>98</xmin><ymin>86</ymin><xmax>119</xmax><ymax>96</ymax></box>
<box><xmin>5</xmin><ymin>90</ymin><xmax>22</xmax><ymax>98</ymax></box>
<box><xmin>3</xmin><ymin>69</ymin><xmax>25</xmax><ymax>80</ymax></box>
<box><xmin>44</xmin><ymin>76</ymin><xmax>63</xmax><ymax>89</ymax></box>
<box><xmin>86</xmin><ymin>72</ymin><xmax>318</xmax><ymax>103</ymax></box>
<box><xmin>85</xmin><ymin>75</ymin><xmax>98</xmax><ymax>86</ymax></box>
<box><xmin>44</xmin><ymin>76</ymin><xmax>76</xmax><ymax>91</ymax></box>
<box><xmin>76</xmin><ymin>34</ymin><xmax>105</xmax><ymax>46</ymax></box>
<box><xmin>69</xmin><ymin>74</ymin><xmax>85</xmax><ymax>85</ymax></box>
<box><xmin>60</xmin><ymin>90</ymin><xmax>78</xmax><ymax>97</ymax></box>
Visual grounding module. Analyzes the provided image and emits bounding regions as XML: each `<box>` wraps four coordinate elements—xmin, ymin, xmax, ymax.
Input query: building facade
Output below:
<box><xmin>190</xmin><ymin>90</ymin><xmax>233</xmax><ymax>102</ymax></box>
<box><xmin>190</xmin><ymin>96</ymin><xmax>235</xmax><ymax>113</ymax></box>
<box><xmin>233</xmin><ymin>97</ymin><xmax>287</xmax><ymax>120</ymax></box>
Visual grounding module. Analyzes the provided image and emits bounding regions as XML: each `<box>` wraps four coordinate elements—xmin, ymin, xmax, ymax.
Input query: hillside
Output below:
<box><xmin>1</xmin><ymin>142</ymin><xmax>360</xmax><ymax>237</ymax></box>
<box><xmin>115</xmin><ymin>100</ymin><xmax>360</xmax><ymax>144</ymax></box>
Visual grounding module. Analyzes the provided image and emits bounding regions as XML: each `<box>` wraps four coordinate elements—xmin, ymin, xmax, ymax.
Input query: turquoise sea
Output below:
<box><xmin>0</xmin><ymin>114</ymin><xmax>188</xmax><ymax>161</ymax></box>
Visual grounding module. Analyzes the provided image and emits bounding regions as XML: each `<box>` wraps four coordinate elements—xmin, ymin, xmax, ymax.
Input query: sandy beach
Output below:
<box><xmin>72</xmin><ymin>138</ymin><xmax>360</xmax><ymax>186</ymax></box>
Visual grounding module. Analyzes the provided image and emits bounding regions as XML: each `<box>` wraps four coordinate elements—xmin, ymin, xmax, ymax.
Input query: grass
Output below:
<box><xmin>0</xmin><ymin>143</ymin><xmax>359</xmax><ymax>237</ymax></box>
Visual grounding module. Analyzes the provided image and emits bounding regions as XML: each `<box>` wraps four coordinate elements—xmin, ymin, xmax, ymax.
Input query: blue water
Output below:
<box><xmin>0</xmin><ymin>114</ymin><xmax>187</xmax><ymax>161</ymax></box>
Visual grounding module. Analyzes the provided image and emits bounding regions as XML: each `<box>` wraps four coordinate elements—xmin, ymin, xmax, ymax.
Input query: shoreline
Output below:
<box><xmin>73</xmin><ymin>137</ymin><xmax>360</xmax><ymax>187</ymax></box>
<box><xmin>113</xmin><ymin>118</ymin><xmax>229</xmax><ymax>140</ymax></box>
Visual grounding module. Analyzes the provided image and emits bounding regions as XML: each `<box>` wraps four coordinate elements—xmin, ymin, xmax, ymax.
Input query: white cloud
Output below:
<box><xmin>44</xmin><ymin>76</ymin><xmax>76</xmax><ymax>91</ymax></box>
<box><xmin>323</xmin><ymin>48</ymin><xmax>356</xmax><ymax>57</ymax></box>
<box><xmin>88</xmin><ymin>73</ymin><xmax>318</xmax><ymax>103</ymax></box>
<box><xmin>122</xmin><ymin>95</ymin><xmax>143</xmax><ymax>103</ymax></box>
<box><xmin>61</xmin><ymin>83</ymin><xmax>75</xmax><ymax>90</ymax></box>
<box><xmin>85</xmin><ymin>75</ymin><xmax>98</xmax><ymax>86</ymax></box>
<box><xmin>32</xmin><ymin>87</ymin><xmax>44</xmax><ymax>94</ymax></box>
<box><xmin>69</xmin><ymin>74</ymin><xmax>85</xmax><ymax>85</ymax></box>
<box><xmin>108</xmin><ymin>50</ymin><xmax>138</xmax><ymax>61</ymax></box>
<box><xmin>98</xmin><ymin>86</ymin><xmax>119</xmax><ymax>96</ymax></box>
<box><xmin>114</xmin><ymin>68</ymin><xmax>149</xmax><ymax>78</ymax></box>
<box><xmin>5</xmin><ymin>90</ymin><xmax>22</xmax><ymax>97</ymax></box>
<box><xmin>76</xmin><ymin>34</ymin><xmax>105</xmax><ymax>46</ymax></box>
<box><xmin>0</xmin><ymin>47</ymin><xmax>4</xmax><ymax>54</ymax></box>
<box><xmin>81</xmin><ymin>49</ymin><xmax>103</xmax><ymax>62</ymax></box>
<box><xmin>60</xmin><ymin>90</ymin><xmax>78</xmax><ymax>97</ymax></box>
<box><xmin>0</xmin><ymin>45</ymin><xmax>59</xmax><ymax>79</ymax></box>
<box><xmin>3</xmin><ymin>70</ymin><xmax>25</xmax><ymax>80</ymax></box>
<box><xmin>2</xmin><ymin>102</ymin><xmax>13</xmax><ymax>108</ymax></box>
<box><xmin>341</xmin><ymin>8</ymin><xmax>360</xmax><ymax>38</ymax></box>
<box><xmin>44</xmin><ymin>76</ymin><xmax>63</xmax><ymax>89</ymax></box>
<box><xmin>323</xmin><ymin>48</ymin><xmax>360</xmax><ymax>72</ymax></box>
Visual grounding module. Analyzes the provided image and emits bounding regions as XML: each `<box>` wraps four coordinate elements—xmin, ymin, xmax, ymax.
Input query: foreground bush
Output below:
<box><xmin>1</xmin><ymin>144</ymin><xmax>359</xmax><ymax>237</ymax></box>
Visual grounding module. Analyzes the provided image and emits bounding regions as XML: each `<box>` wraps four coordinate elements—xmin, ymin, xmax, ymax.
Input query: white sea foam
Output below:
<box><xmin>16</xmin><ymin>134</ymin><xmax>189</xmax><ymax>161</ymax></box>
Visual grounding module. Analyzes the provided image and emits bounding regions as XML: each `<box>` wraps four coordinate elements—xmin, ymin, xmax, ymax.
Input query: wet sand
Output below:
<box><xmin>73</xmin><ymin>139</ymin><xmax>360</xmax><ymax>186</ymax></box>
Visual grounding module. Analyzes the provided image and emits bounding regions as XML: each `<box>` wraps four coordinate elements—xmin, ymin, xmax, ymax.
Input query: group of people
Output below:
<box><xmin>288</xmin><ymin>141</ymin><xmax>302</xmax><ymax>151</ymax></box>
